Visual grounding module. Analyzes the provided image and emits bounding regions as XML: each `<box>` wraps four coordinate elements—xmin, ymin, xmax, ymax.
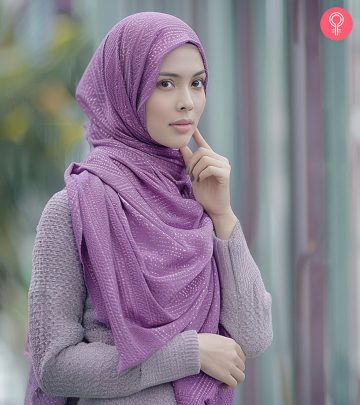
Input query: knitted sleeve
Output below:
<box><xmin>213</xmin><ymin>220</ymin><xmax>273</xmax><ymax>358</ymax></box>
<box><xmin>27</xmin><ymin>190</ymin><xmax>200</xmax><ymax>398</ymax></box>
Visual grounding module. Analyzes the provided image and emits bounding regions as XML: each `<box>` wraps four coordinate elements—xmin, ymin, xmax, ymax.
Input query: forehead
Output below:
<box><xmin>160</xmin><ymin>44</ymin><xmax>204</xmax><ymax>70</ymax></box>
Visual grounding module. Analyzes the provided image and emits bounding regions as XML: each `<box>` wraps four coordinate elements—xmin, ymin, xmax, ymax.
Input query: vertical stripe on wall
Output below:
<box><xmin>234</xmin><ymin>1</ymin><xmax>258</xmax><ymax>404</ymax></box>
<box><xmin>348</xmin><ymin>1</ymin><xmax>360</xmax><ymax>402</ymax></box>
<box><xmin>322</xmin><ymin>0</ymin><xmax>353</xmax><ymax>403</ymax></box>
<box><xmin>305</xmin><ymin>0</ymin><xmax>326</xmax><ymax>403</ymax></box>
<box><xmin>290</xmin><ymin>0</ymin><xmax>313</xmax><ymax>403</ymax></box>
<box><xmin>291</xmin><ymin>0</ymin><xmax>327</xmax><ymax>403</ymax></box>
<box><xmin>247</xmin><ymin>0</ymin><xmax>293</xmax><ymax>404</ymax></box>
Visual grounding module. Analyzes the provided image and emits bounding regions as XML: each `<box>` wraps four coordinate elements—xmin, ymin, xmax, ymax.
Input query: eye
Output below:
<box><xmin>157</xmin><ymin>80</ymin><xmax>174</xmax><ymax>89</ymax></box>
<box><xmin>156</xmin><ymin>78</ymin><xmax>206</xmax><ymax>89</ymax></box>
<box><xmin>192</xmin><ymin>78</ymin><xmax>205</xmax><ymax>88</ymax></box>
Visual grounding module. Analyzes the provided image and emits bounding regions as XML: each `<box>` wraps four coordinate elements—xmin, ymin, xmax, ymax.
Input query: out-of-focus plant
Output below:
<box><xmin>0</xmin><ymin>5</ymin><xmax>92</xmax><ymax>322</ymax></box>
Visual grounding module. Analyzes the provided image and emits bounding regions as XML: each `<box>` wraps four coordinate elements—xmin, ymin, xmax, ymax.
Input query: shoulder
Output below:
<box><xmin>44</xmin><ymin>188</ymin><xmax>69</xmax><ymax>211</ymax></box>
<box><xmin>36</xmin><ymin>188</ymin><xmax>71</xmax><ymax>232</ymax></box>
<box><xmin>34</xmin><ymin>188</ymin><xmax>81</xmax><ymax>267</ymax></box>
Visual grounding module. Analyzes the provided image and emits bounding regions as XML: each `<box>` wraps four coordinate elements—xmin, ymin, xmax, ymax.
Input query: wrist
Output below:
<box><xmin>210</xmin><ymin>209</ymin><xmax>236</xmax><ymax>222</ymax></box>
<box><xmin>197</xmin><ymin>333</ymin><xmax>204</xmax><ymax>369</ymax></box>
<box><xmin>211</xmin><ymin>209</ymin><xmax>238</xmax><ymax>240</ymax></box>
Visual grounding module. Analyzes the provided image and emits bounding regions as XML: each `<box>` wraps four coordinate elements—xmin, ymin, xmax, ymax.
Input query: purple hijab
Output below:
<box><xmin>24</xmin><ymin>12</ymin><xmax>234</xmax><ymax>404</ymax></box>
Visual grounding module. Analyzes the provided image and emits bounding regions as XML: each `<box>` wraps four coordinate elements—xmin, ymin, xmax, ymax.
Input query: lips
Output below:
<box><xmin>170</xmin><ymin>123</ymin><xmax>193</xmax><ymax>134</ymax></box>
<box><xmin>170</xmin><ymin>119</ymin><xmax>194</xmax><ymax>125</ymax></box>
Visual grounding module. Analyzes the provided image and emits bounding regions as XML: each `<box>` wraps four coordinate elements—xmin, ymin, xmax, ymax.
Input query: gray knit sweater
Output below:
<box><xmin>25</xmin><ymin>189</ymin><xmax>273</xmax><ymax>404</ymax></box>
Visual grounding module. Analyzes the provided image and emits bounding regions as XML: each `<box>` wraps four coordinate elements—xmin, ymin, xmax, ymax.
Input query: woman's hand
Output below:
<box><xmin>179</xmin><ymin>128</ymin><xmax>232</xmax><ymax>218</ymax></box>
<box><xmin>197</xmin><ymin>333</ymin><xmax>246</xmax><ymax>388</ymax></box>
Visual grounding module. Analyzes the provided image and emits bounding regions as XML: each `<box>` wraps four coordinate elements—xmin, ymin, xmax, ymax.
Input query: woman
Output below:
<box><xmin>24</xmin><ymin>11</ymin><xmax>273</xmax><ymax>405</ymax></box>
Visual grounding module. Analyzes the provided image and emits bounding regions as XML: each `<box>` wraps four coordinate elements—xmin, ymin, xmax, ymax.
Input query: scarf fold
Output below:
<box><xmin>24</xmin><ymin>12</ymin><xmax>234</xmax><ymax>404</ymax></box>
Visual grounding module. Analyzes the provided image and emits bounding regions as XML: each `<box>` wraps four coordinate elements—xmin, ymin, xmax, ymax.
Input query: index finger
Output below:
<box><xmin>179</xmin><ymin>144</ymin><xmax>193</xmax><ymax>167</ymax></box>
<box><xmin>192</xmin><ymin>127</ymin><xmax>212</xmax><ymax>150</ymax></box>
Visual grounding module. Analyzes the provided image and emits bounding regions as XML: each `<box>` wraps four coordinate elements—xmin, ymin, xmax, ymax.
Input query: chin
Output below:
<box><xmin>173</xmin><ymin>139</ymin><xmax>190</xmax><ymax>149</ymax></box>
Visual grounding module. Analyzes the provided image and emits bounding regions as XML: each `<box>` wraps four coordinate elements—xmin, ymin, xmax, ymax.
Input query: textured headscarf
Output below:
<box><xmin>24</xmin><ymin>11</ymin><xmax>234</xmax><ymax>404</ymax></box>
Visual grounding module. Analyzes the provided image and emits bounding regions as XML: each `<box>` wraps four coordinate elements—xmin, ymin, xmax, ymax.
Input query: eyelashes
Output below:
<box><xmin>157</xmin><ymin>78</ymin><xmax>206</xmax><ymax>89</ymax></box>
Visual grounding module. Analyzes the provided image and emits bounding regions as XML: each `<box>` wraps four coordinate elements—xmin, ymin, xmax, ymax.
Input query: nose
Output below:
<box><xmin>176</xmin><ymin>88</ymin><xmax>194</xmax><ymax>111</ymax></box>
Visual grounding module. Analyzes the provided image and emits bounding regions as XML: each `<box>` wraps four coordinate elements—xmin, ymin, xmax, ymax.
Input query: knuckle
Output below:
<box><xmin>237</xmin><ymin>345</ymin><xmax>246</xmax><ymax>359</ymax></box>
<box><xmin>231</xmin><ymin>353</ymin><xmax>238</xmax><ymax>361</ymax></box>
<box><xmin>225</xmin><ymin>374</ymin><xmax>236</xmax><ymax>388</ymax></box>
<box><xmin>227</xmin><ymin>379</ymin><xmax>236</xmax><ymax>388</ymax></box>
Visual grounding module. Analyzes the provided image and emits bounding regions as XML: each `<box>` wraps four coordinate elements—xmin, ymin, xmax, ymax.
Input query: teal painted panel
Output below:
<box><xmin>322</xmin><ymin>0</ymin><xmax>353</xmax><ymax>402</ymax></box>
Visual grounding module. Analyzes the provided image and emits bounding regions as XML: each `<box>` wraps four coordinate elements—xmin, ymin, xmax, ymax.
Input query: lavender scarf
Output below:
<box><xmin>24</xmin><ymin>12</ymin><xmax>234</xmax><ymax>405</ymax></box>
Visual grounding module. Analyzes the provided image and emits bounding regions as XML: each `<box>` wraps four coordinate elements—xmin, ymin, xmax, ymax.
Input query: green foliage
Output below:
<box><xmin>0</xmin><ymin>12</ymin><xmax>92</xmax><ymax>306</ymax></box>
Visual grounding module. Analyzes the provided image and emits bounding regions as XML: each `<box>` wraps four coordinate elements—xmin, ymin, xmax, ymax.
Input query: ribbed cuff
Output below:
<box><xmin>213</xmin><ymin>217</ymin><xmax>263</xmax><ymax>295</ymax></box>
<box><xmin>141</xmin><ymin>330</ymin><xmax>200</xmax><ymax>387</ymax></box>
<box><xmin>213</xmin><ymin>219</ymin><xmax>242</xmax><ymax>245</ymax></box>
<box><xmin>212</xmin><ymin>220</ymin><xmax>243</xmax><ymax>289</ymax></box>
<box><xmin>180</xmin><ymin>330</ymin><xmax>201</xmax><ymax>375</ymax></box>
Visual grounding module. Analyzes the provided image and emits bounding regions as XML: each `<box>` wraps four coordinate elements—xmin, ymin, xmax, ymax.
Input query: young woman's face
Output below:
<box><xmin>145</xmin><ymin>43</ymin><xmax>206</xmax><ymax>149</ymax></box>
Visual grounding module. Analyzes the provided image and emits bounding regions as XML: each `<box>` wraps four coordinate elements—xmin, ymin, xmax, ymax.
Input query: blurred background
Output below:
<box><xmin>0</xmin><ymin>0</ymin><xmax>359</xmax><ymax>404</ymax></box>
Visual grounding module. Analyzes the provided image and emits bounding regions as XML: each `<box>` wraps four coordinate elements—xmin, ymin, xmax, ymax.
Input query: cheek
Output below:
<box><xmin>146</xmin><ymin>95</ymin><xmax>168</xmax><ymax>120</ymax></box>
<box><xmin>145</xmin><ymin>99</ymin><xmax>157</xmax><ymax>129</ymax></box>
<box><xmin>195</xmin><ymin>93</ymin><xmax>206</xmax><ymax>113</ymax></box>
<box><xmin>145</xmin><ymin>97</ymin><xmax>168</xmax><ymax>133</ymax></box>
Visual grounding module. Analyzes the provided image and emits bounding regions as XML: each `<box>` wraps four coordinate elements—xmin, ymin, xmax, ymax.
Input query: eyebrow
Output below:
<box><xmin>158</xmin><ymin>69</ymin><xmax>206</xmax><ymax>78</ymax></box>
